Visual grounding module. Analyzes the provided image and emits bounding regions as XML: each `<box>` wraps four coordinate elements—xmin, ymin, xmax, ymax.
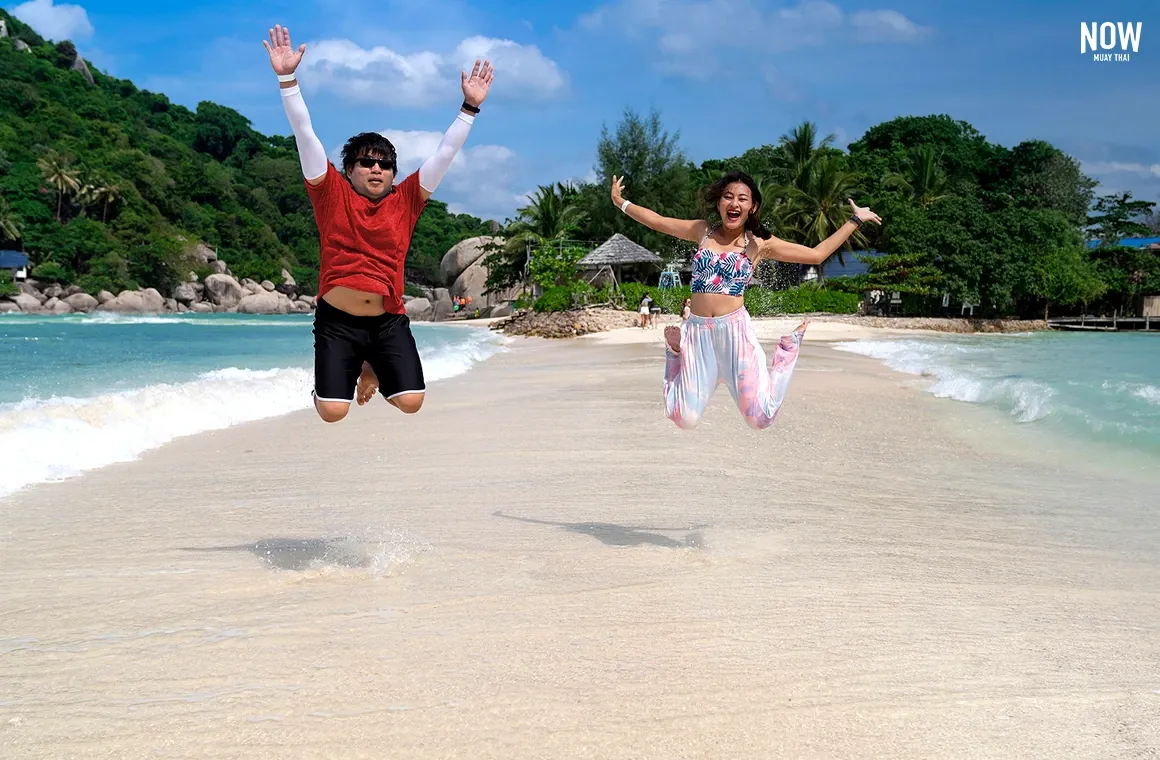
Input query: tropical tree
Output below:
<box><xmin>504</xmin><ymin>182</ymin><xmax>587</xmax><ymax>254</ymax></box>
<box><xmin>1086</xmin><ymin>192</ymin><xmax>1156</xmax><ymax>244</ymax></box>
<box><xmin>774</xmin><ymin>121</ymin><xmax>836</xmax><ymax>188</ymax></box>
<box><xmin>37</xmin><ymin>152</ymin><xmax>81</xmax><ymax>222</ymax></box>
<box><xmin>0</xmin><ymin>198</ymin><xmax>22</xmax><ymax>243</ymax></box>
<box><xmin>83</xmin><ymin>181</ymin><xmax>123</xmax><ymax>222</ymax></box>
<box><xmin>1027</xmin><ymin>244</ymin><xmax>1106</xmax><ymax>320</ymax></box>
<box><xmin>582</xmin><ymin>107</ymin><xmax>693</xmax><ymax>256</ymax></box>
<box><xmin>777</xmin><ymin>154</ymin><xmax>867</xmax><ymax>277</ymax></box>
<box><xmin>1143</xmin><ymin>207</ymin><xmax>1160</xmax><ymax>234</ymax></box>
<box><xmin>883</xmin><ymin>145</ymin><xmax>951</xmax><ymax>209</ymax></box>
<box><xmin>484</xmin><ymin>182</ymin><xmax>587</xmax><ymax>292</ymax></box>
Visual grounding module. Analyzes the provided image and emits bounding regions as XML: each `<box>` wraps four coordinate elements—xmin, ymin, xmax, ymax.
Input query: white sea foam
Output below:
<box><xmin>0</xmin><ymin>328</ymin><xmax>506</xmax><ymax>499</ymax></box>
<box><xmin>833</xmin><ymin>338</ymin><xmax>1055</xmax><ymax>423</ymax></box>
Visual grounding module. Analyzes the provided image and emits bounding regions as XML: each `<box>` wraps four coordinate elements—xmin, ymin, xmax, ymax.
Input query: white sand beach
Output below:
<box><xmin>2</xmin><ymin>324</ymin><xmax>1159</xmax><ymax>759</ymax></box>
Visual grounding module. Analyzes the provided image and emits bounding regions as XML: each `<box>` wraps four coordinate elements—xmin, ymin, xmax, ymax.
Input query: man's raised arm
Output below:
<box><xmin>418</xmin><ymin>59</ymin><xmax>495</xmax><ymax>201</ymax></box>
<box><xmin>263</xmin><ymin>24</ymin><xmax>327</xmax><ymax>185</ymax></box>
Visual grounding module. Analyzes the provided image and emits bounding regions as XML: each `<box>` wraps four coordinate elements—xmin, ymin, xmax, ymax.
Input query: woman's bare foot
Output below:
<box><xmin>664</xmin><ymin>325</ymin><xmax>681</xmax><ymax>353</ymax></box>
<box><xmin>781</xmin><ymin>320</ymin><xmax>809</xmax><ymax>349</ymax></box>
<box><xmin>356</xmin><ymin>362</ymin><xmax>379</xmax><ymax>405</ymax></box>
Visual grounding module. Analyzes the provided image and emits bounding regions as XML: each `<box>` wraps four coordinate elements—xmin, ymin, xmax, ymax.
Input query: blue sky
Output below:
<box><xmin>7</xmin><ymin>0</ymin><xmax>1159</xmax><ymax>222</ymax></box>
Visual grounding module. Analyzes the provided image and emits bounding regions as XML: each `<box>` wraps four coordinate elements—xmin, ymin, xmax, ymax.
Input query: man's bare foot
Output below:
<box><xmin>664</xmin><ymin>325</ymin><xmax>681</xmax><ymax>353</ymax></box>
<box><xmin>356</xmin><ymin>362</ymin><xmax>379</xmax><ymax>405</ymax></box>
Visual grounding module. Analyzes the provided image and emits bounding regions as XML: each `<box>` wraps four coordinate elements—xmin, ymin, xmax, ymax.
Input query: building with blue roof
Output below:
<box><xmin>1086</xmin><ymin>236</ymin><xmax>1160</xmax><ymax>249</ymax></box>
<box><xmin>0</xmin><ymin>250</ymin><xmax>29</xmax><ymax>281</ymax></box>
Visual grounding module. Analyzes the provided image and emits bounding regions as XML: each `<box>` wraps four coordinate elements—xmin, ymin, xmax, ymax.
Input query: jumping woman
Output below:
<box><xmin>610</xmin><ymin>172</ymin><xmax>881</xmax><ymax>430</ymax></box>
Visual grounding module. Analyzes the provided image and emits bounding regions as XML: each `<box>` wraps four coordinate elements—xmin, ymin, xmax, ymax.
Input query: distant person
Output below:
<box><xmin>638</xmin><ymin>293</ymin><xmax>652</xmax><ymax>329</ymax></box>
<box><xmin>680</xmin><ymin>298</ymin><xmax>692</xmax><ymax>321</ymax></box>
<box><xmin>611</xmin><ymin>172</ymin><xmax>880</xmax><ymax>429</ymax></box>
<box><xmin>264</xmin><ymin>24</ymin><xmax>494</xmax><ymax>422</ymax></box>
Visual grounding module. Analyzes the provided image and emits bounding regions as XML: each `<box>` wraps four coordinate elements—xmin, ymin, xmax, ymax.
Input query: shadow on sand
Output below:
<box><xmin>493</xmin><ymin>511</ymin><xmax>706</xmax><ymax>549</ymax></box>
<box><xmin>179</xmin><ymin>538</ymin><xmax>371</xmax><ymax>571</ymax></box>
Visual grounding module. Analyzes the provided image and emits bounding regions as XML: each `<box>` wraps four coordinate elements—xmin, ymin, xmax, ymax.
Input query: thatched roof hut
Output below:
<box><xmin>579</xmin><ymin>234</ymin><xmax>663</xmax><ymax>286</ymax></box>
<box><xmin>579</xmin><ymin>234</ymin><xmax>662</xmax><ymax>268</ymax></box>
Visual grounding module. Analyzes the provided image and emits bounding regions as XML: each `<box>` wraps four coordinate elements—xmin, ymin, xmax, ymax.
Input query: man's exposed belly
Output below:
<box><xmin>322</xmin><ymin>286</ymin><xmax>389</xmax><ymax>316</ymax></box>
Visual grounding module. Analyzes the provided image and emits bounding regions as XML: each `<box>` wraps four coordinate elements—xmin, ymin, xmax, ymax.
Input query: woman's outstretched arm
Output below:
<box><xmin>758</xmin><ymin>200</ymin><xmax>881</xmax><ymax>265</ymax></box>
<box><xmin>611</xmin><ymin>175</ymin><xmax>706</xmax><ymax>243</ymax></box>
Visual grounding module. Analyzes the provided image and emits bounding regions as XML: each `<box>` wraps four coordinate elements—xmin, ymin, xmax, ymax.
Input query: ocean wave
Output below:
<box><xmin>1103</xmin><ymin>381</ymin><xmax>1160</xmax><ymax>407</ymax></box>
<box><xmin>0</xmin><ymin>328</ymin><xmax>506</xmax><ymax>499</ymax></box>
<box><xmin>833</xmin><ymin>338</ymin><xmax>1055</xmax><ymax>423</ymax></box>
<box><xmin>77</xmin><ymin>313</ymin><xmax>311</xmax><ymax>327</ymax></box>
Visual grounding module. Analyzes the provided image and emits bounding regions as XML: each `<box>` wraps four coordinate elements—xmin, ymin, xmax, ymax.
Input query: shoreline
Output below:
<box><xmin>4</xmin><ymin>314</ymin><xmax>1153</xmax><ymax>502</ymax></box>
<box><xmin>2</xmin><ymin>302</ymin><xmax>1053</xmax><ymax>335</ymax></box>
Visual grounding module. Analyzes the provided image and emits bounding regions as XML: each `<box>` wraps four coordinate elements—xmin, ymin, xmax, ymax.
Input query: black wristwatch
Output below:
<box><xmin>848</xmin><ymin>215</ymin><xmax>864</xmax><ymax>228</ymax></box>
<box><xmin>461</xmin><ymin>101</ymin><xmax>480</xmax><ymax>114</ymax></box>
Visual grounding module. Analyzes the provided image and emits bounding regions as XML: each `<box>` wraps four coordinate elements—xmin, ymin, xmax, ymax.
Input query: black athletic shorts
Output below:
<box><xmin>312</xmin><ymin>297</ymin><xmax>425</xmax><ymax>403</ymax></box>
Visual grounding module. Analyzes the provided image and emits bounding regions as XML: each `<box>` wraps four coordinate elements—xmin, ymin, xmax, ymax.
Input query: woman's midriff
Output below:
<box><xmin>321</xmin><ymin>286</ymin><xmax>389</xmax><ymax>317</ymax></box>
<box><xmin>689</xmin><ymin>293</ymin><xmax>744</xmax><ymax>318</ymax></box>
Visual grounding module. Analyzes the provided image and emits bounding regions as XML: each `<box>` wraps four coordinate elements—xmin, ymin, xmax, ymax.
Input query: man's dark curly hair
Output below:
<box><xmin>340</xmin><ymin>132</ymin><xmax>398</xmax><ymax>174</ymax></box>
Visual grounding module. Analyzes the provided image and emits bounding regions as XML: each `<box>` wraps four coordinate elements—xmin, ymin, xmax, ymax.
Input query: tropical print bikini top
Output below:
<box><xmin>689</xmin><ymin>224</ymin><xmax>754</xmax><ymax>296</ymax></box>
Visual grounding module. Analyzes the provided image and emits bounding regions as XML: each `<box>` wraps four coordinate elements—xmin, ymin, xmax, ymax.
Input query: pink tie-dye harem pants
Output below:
<box><xmin>663</xmin><ymin>307</ymin><xmax>805</xmax><ymax>430</ymax></box>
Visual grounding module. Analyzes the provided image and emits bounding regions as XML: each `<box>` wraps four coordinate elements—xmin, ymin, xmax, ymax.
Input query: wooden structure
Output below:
<box><xmin>1048</xmin><ymin>315</ymin><xmax>1159</xmax><ymax>332</ymax></box>
<box><xmin>578</xmin><ymin>234</ymin><xmax>663</xmax><ymax>287</ymax></box>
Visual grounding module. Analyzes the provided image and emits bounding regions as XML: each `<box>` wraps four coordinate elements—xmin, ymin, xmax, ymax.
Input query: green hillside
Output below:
<box><xmin>0</xmin><ymin>9</ymin><xmax>488</xmax><ymax>296</ymax></box>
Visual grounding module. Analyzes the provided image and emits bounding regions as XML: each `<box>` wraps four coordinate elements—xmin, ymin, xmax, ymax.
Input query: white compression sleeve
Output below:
<box><xmin>419</xmin><ymin>112</ymin><xmax>474</xmax><ymax>193</ymax></box>
<box><xmin>280</xmin><ymin>84</ymin><xmax>329</xmax><ymax>180</ymax></box>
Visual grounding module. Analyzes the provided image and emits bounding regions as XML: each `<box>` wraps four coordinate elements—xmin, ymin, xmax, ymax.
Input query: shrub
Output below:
<box><xmin>76</xmin><ymin>274</ymin><xmax>117</xmax><ymax>295</ymax></box>
<box><xmin>532</xmin><ymin>285</ymin><xmax>576</xmax><ymax>313</ymax></box>
<box><xmin>744</xmin><ymin>286</ymin><xmax>860</xmax><ymax>315</ymax></box>
<box><xmin>651</xmin><ymin>286</ymin><xmax>691</xmax><ymax>314</ymax></box>
<box><xmin>613</xmin><ymin>283</ymin><xmax>857</xmax><ymax>316</ymax></box>
<box><xmin>30</xmin><ymin>261</ymin><xmax>72</xmax><ymax>285</ymax></box>
<box><xmin>0</xmin><ymin>280</ymin><xmax>18</xmax><ymax>298</ymax></box>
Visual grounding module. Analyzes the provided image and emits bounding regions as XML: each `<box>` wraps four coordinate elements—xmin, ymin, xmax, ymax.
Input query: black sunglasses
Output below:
<box><xmin>355</xmin><ymin>157</ymin><xmax>394</xmax><ymax>171</ymax></box>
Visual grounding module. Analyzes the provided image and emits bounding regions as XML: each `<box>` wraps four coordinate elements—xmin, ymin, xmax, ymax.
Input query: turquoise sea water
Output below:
<box><xmin>0</xmin><ymin>312</ymin><xmax>507</xmax><ymax>498</ymax></box>
<box><xmin>834</xmin><ymin>331</ymin><xmax>1160</xmax><ymax>463</ymax></box>
<box><xmin>3</xmin><ymin>313</ymin><xmax>1156</xmax><ymax>499</ymax></box>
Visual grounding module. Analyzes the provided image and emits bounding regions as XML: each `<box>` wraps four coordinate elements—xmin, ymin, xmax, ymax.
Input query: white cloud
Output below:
<box><xmin>1080</xmin><ymin>161</ymin><xmax>1160</xmax><ymax>179</ymax></box>
<box><xmin>10</xmin><ymin>0</ymin><xmax>93</xmax><ymax>41</ymax></box>
<box><xmin>454</xmin><ymin>36</ymin><xmax>566</xmax><ymax>99</ymax></box>
<box><xmin>379</xmin><ymin>129</ymin><xmax>517</xmax><ymax>192</ymax></box>
<box><xmin>581</xmin><ymin>0</ymin><xmax>929</xmax><ymax>71</ymax></box>
<box><xmin>298</xmin><ymin>36</ymin><xmax>567</xmax><ymax>107</ymax></box>
<box><xmin>325</xmin><ymin>129</ymin><xmax>522</xmax><ymax>220</ymax></box>
<box><xmin>849</xmin><ymin>9</ymin><xmax>926</xmax><ymax>41</ymax></box>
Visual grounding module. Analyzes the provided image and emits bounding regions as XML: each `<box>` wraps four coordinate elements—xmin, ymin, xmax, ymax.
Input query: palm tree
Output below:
<box><xmin>775</xmin><ymin>121</ymin><xmax>837</xmax><ymax>188</ymax></box>
<box><xmin>778</xmin><ymin>154</ymin><xmax>867</xmax><ymax>279</ymax></box>
<box><xmin>37</xmin><ymin>153</ymin><xmax>81</xmax><ymax>222</ymax></box>
<box><xmin>0</xmin><ymin>198</ymin><xmax>22</xmax><ymax>243</ymax></box>
<box><xmin>884</xmin><ymin>145</ymin><xmax>950</xmax><ymax>209</ymax></box>
<box><xmin>504</xmin><ymin>182</ymin><xmax>588</xmax><ymax>266</ymax></box>
<box><xmin>84</xmin><ymin>181</ymin><xmax>122</xmax><ymax>222</ymax></box>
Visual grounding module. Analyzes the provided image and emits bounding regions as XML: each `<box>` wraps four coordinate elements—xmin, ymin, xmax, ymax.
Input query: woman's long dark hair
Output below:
<box><xmin>699</xmin><ymin>171</ymin><xmax>772</xmax><ymax>239</ymax></box>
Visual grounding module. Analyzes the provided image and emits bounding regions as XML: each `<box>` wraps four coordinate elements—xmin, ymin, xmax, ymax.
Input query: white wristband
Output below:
<box><xmin>619</xmin><ymin>200</ymin><xmax>631</xmax><ymax>213</ymax></box>
<box><xmin>277</xmin><ymin>73</ymin><xmax>297</xmax><ymax>83</ymax></box>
